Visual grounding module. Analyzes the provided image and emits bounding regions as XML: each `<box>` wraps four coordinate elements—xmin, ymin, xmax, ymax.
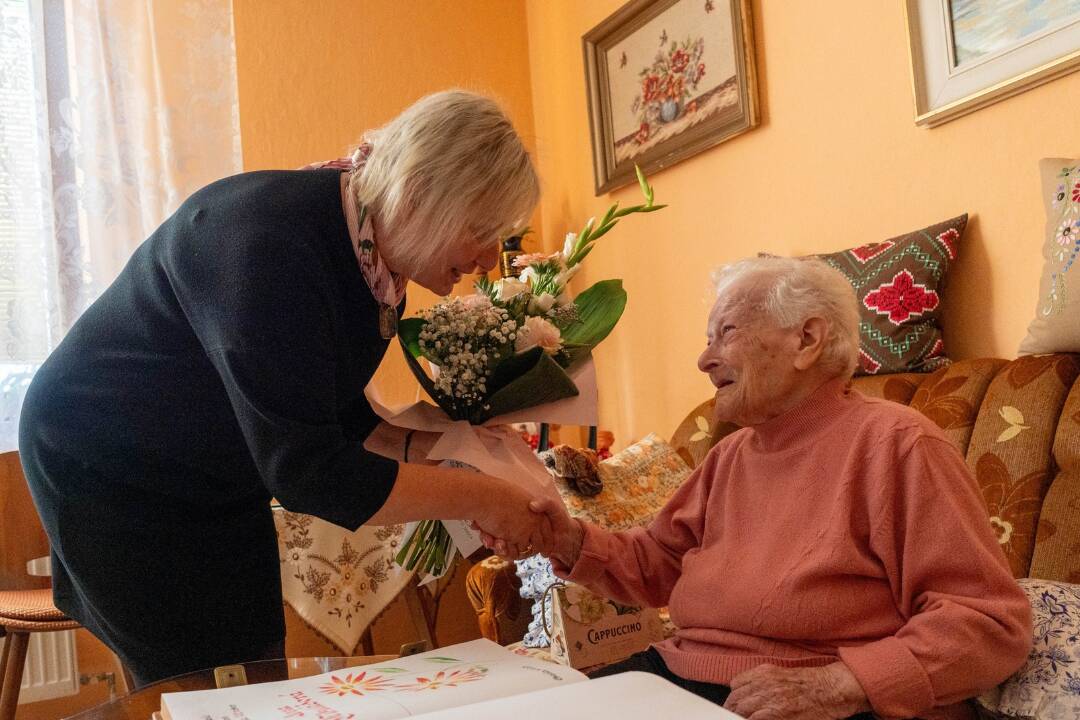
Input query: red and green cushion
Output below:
<box><xmin>818</xmin><ymin>214</ymin><xmax>967</xmax><ymax>375</ymax></box>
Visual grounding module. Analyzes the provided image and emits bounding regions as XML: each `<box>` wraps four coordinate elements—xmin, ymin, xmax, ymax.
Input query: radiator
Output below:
<box><xmin>0</xmin><ymin>630</ymin><xmax>79</xmax><ymax>704</ymax></box>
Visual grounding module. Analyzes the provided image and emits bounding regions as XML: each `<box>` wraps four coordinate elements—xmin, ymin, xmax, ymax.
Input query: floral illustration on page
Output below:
<box><xmin>318</xmin><ymin>671</ymin><xmax>394</xmax><ymax>696</ymax></box>
<box><xmin>397</xmin><ymin>666</ymin><xmax>489</xmax><ymax>692</ymax></box>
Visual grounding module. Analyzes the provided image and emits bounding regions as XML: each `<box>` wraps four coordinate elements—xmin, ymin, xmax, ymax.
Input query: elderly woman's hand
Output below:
<box><xmin>472</xmin><ymin>496</ymin><xmax>584</xmax><ymax>565</ymax></box>
<box><xmin>723</xmin><ymin>662</ymin><xmax>870</xmax><ymax>720</ymax></box>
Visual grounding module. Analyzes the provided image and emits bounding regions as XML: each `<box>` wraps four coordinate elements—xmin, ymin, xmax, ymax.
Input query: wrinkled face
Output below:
<box><xmin>382</xmin><ymin>219</ymin><xmax>501</xmax><ymax>296</ymax></box>
<box><xmin>696</xmin><ymin>286</ymin><xmax>804</xmax><ymax>426</ymax></box>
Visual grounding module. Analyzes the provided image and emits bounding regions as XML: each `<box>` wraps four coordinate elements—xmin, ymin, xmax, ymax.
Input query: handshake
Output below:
<box><xmin>471</xmin><ymin>493</ymin><xmax>585</xmax><ymax>572</ymax></box>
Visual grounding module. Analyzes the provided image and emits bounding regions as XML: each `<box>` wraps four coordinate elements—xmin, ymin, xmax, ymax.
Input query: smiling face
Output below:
<box><xmin>696</xmin><ymin>282</ymin><xmax>808</xmax><ymax>427</ymax></box>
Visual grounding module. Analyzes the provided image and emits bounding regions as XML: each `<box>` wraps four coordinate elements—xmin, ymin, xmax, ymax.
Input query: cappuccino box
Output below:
<box><xmin>546</xmin><ymin>582</ymin><xmax>665</xmax><ymax>670</ymax></box>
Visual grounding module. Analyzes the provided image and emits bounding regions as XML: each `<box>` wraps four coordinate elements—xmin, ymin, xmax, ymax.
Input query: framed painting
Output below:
<box><xmin>583</xmin><ymin>0</ymin><xmax>759</xmax><ymax>195</ymax></box>
<box><xmin>906</xmin><ymin>0</ymin><xmax>1080</xmax><ymax>127</ymax></box>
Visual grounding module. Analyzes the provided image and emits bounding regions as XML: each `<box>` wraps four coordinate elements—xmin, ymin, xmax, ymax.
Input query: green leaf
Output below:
<box><xmin>571</xmin><ymin>245</ymin><xmax>596</xmax><ymax>266</ymax></box>
<box><xmin>560</xmin><ymin>279</ymin><xmax>627</xmax><ymax>356</ymax></box>
<box><xmin>635</xmin><ymin>164</ymin><xmax>649</xmax><ymax>199</ymax></box>
<box><xmin>476</xmin><ymin>348</ymin><xmax>579</xmax><ymax>422</ymax></box>
<box><xmin>398</xmin><ymin>317</ymin><xmax>426</xmax><ymax>358</ymax></box>
<box><xmin>585</xmin><ymin>223</ymin><xmax>614</xmax><ymax>244</ymax></box>
<box><xmin>425</xmin><ymin>657</ymin><xmax>462</xmax><ymax>664</ymax></box>
<box><xmin>612</xmin><ymin>204</ymin><xmax>645</xmax><ymax>218</ymax></box>
<box><xmin>560</xmin><ymin>342</ymin><xmax>593</xmax><ymax>369</ymax></box>
<box><xmin>397</xmin><ymin>321</ymin><xmax>461</xmax><ymax>419</ymax></box>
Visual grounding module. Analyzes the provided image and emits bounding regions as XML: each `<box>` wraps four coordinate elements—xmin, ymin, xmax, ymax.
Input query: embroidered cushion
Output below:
<box><xmin>976</xmin><ymin>579</ymin><xmax>1080</xmax><ymax>719</ymax></box>
<box><xmin>815</xmin><ymin>214</ymin><xmax>967</xmax><ymax>375</ymax></box>
<box><xmin>517</xmin><ymin>434</ymin><xmax>691</xmax><ymax>646</ymax></box>
<box><xmin>1019</xmin><ymin>158</ymin><xmax>1080</xmax><ymax>355</ymax></box>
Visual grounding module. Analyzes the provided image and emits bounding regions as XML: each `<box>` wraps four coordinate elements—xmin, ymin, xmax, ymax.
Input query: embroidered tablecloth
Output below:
<box><xmin>274</xmin><ymin>508</ymin><xmax>416</xmax><ymax>654</ymax></box>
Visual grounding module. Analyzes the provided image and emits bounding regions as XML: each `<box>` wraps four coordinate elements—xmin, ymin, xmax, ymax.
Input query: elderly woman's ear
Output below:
<box><xmin>793</xmin><ymin>316</ymin><xmax>829</xmax><ymax>370</ymax></box>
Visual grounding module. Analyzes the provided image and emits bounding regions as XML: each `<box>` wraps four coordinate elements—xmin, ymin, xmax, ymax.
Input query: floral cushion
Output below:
<box><xmin>517</xmin><ymin>434</ymin><xmax>691</xmax><ymax>647</ymax></box>
<box><xmin>967</xmin><ymin>355</ymin><xmax>1080</xmax><ymax>578</ymax></box>
<box><xmin>977</xmin><ymin>579</ymin><xmax>1080</xmax><ymax>719</ymax></box>
<box><xmin>1019</xmin><ymin>158</ymin><xmax>1080</xmax><ymax>355</ymax></box>
<box><xmin>816</xmin><ymin>214</ymin><xmax>967</xmax><ymax>375</ymax></box>
<box><xmin>560</xmin><ymin>433</ymin><xmax>691</xmax><ymax>530</ymax></box>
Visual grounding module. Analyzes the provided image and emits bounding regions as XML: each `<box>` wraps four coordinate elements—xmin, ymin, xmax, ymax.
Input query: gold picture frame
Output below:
<box><xmin>583</xmin><ymin>0</ymin><xmax>759</xmax><ymax>196</ymax></box>
<box><xmin>905</xmin><ymin>0</ymin><xmax>1080</xmax><ymax>127</ymax></box>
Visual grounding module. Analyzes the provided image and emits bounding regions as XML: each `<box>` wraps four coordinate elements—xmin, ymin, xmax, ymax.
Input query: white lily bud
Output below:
<box><xmin>562</xmin><ymin>232</ymin><xmax>577</xmax><ymax>258</ymax></box>
<box><xmin>528</xmin><ymin>292</ymin><xmax>557</xmax><ymax>314</ymax></box>
<box><xmin>555</xmin><ymin>264</ymin><xmax>581</xmax><ymax>287</ymax></box>
<box><xmin>555</xmin><ymin>289</ymin><xmax>573</xmax><ymax>307</ymax></box>
<box><xmin>495</xmin><ymin>277</ymin><xmax>529</xmax><ymax>301</ymax></box>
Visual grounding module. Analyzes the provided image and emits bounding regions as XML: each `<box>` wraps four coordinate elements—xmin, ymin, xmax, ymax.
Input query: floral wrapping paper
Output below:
<box><xmin>274</xmin><ymin>508</ymin><xmax>416</xmax><ymax>654</ymax></box>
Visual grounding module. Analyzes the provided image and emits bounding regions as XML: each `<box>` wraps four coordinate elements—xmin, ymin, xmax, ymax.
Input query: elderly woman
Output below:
<box><xmin>529</xmin><ymin>257</ymin><xmax>1032</xmax><ymax>719</ymax></box>
<box><xmin>19</xmin><ymin>90</ymin><xmax>547</xmax><ymax>686</ymax></box>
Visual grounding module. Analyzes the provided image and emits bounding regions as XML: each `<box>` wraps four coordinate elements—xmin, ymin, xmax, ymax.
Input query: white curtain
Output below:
<box><xmin>0</xmin><ymin>0</ymin><xmax>242</xmax><ymax>449</ymax></box>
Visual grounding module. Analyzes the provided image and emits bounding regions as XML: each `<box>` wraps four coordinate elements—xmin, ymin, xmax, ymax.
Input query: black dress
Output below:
<box><xmin>18</xmin><ymin>169</ymin><xmax>402</xmax><ymax>684</ymax></box>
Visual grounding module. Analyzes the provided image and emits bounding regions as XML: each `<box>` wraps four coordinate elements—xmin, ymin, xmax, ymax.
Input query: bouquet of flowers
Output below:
<box><xmin>375</xmin><ymin>167</ymin><xmax>664</xmax><ymax>579</ymax></box>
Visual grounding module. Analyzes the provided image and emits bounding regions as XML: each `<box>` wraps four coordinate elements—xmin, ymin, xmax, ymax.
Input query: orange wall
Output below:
<box><xmin>231</xmin><ymin>0</ymin><xmax>538</xmax><ymax>653</ymax></box>
<box><xmin>232</xmin><ymin>0</ymin><xmax>539</xmax><ymax>407</ymax></box>
<box><xmin>525</xmin><ymin>0</ymin><xmax>1080</xmax><ymax>448</ymax></box>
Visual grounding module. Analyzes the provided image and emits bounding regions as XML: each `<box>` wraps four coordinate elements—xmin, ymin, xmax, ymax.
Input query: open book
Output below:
<box><xmin>160</xmin><ymin>639</ymin><xmax>742</xmax><ymax>719</ymax></box>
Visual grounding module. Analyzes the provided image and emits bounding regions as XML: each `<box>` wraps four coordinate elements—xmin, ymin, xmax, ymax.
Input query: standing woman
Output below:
<box><xmin>19</xmin><ymin>90</ymin><xmax>544</xmax><ymax>686</ymax></box>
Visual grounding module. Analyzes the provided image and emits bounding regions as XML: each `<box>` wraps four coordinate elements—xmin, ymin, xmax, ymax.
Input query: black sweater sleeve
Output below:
<box><xmin>165</xmin><ymin>188</ymin><xmax>398</xmax><ymax>530</ymax></box>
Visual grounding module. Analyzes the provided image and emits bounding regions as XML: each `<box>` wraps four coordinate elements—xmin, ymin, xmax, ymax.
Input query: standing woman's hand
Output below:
<box><xmin>469</xmin><ymin>479</ymin><xmax>551</xmax><ymax>558</ymax></box>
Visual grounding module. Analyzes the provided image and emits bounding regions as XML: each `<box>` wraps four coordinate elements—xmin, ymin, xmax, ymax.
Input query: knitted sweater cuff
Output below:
<box><xmin>838</xmin><ymin>636</ymin><xmax>936</xmax><ymax>718</ymax></box>
<box><xmin>564</xmin><ymin>521</ymin><xmax>609</xmax><ymax>584</ymax></box>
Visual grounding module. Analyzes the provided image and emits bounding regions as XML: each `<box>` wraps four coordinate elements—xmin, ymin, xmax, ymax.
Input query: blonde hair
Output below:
<box><xmin>712</xmin><ymin>256</ymin><xmax>861</xmax><ymax>378</ymax></box>
<box><xmin>349</xmin><ymin>90</ymin><xmax>539</xmax><ymax>264</ymax></box>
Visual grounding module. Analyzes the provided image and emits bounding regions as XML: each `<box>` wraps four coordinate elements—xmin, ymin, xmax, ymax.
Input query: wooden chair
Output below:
<box><xmin>0</xmin><ymin>450</ymin><xmax>81</xmax><ymax>720</ymax></box>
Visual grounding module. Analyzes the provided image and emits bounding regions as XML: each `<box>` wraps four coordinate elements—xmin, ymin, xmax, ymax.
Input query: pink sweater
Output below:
<box><xmin>561</xmin><ymin>378</ymin><xmax>1032</xmax><ymax>719</ymax></box>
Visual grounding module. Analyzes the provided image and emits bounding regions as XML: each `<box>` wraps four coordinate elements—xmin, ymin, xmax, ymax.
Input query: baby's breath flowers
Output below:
<box><xmin>417</xmin><ymin>296</ymin><xmax>517</xmax><ymax>418</ymax></box>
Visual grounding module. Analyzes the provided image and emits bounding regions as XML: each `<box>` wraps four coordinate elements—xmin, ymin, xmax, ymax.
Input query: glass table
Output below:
<box><xmin>65</xmin><ymin>656</ymin><xmax>396</xmax><ymax>720</ymax></box>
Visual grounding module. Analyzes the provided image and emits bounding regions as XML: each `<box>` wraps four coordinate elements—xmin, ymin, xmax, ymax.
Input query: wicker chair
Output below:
<box><xmin>0</xmin><ymin>450</ymin><xmax>81</xmax><ymax>720</ymax></box>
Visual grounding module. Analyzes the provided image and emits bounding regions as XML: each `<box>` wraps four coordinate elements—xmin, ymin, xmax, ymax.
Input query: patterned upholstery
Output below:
<box><xmin>466</xmin><ymin>355</ymin><xmax>1080</xmax><ymax>643</ymax></box>
<box><xmin>1029</xmin><ymin>370</ymin><xmax>1080</xmax><ymax>583</ymax></box>
<box><xmin>910</xmin><ymin>359</ymin><xmax>1008</xmax><ymax>455</ymax></box>
<box><xmin>966</xmin><ymin>355</ymin><xmax>1080</xmax><ymax>578</ymax></box>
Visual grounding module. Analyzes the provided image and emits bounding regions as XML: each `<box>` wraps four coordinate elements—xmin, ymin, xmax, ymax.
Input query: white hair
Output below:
<box><xmin>712</xmin><ymin>256</ymin><xmax>861</xmax><ymax>378</ymax></box>
<box><xmin>349</xmin><ymin>90</ymin><xmax>539</xmax><ymax>265</ymax></box>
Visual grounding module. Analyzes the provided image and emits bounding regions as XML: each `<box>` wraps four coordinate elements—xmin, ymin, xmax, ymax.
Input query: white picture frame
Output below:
<box><xmin>905</xmin><ymin>0</ymin><xmax>1080</xmax><ymax>127</ymax></box>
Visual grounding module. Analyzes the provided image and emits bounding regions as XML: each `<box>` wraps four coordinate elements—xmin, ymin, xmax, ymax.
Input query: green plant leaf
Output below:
<box><xmin>477</xmin><ymin>348</ymin><xmax>579</xmax><ymax>422</ymax></box>
<box><xmin>397</xmin><ymin>320</ymin><xmax>461</xmax><ymax>419</ymax></box>
<box><xmin>398</xmin><ymin>318</ymin><xmax>426</xmax><ymax>358</ymax></box>
<box><xmin>635</xmin><ymin>164</ymin><xmax>650</xmax><ymax>200</ymax></box>
<box><xmin>560</xmin><ymin>280</ymin><xmax>627</xmax><ymax>353</ymax></box>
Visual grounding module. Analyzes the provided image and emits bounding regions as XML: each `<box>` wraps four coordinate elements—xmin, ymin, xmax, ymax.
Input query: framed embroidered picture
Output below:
<box><xmin>905</xmin><ymin>0</ymin><xmax>1080</xmax><ymax>127</ymax></box>
<box><xmin>583</xmin><ymin>0</ymin><xmax>759</xmax><ymax>195</ymax></box>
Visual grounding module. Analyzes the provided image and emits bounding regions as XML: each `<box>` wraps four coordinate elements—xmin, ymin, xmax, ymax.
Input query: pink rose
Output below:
<box><xmin>515</xmin><ymin>316</ymin><xmax>563</xmax><ymax>355</ymax></box>
<box><xmin>513</xmin><ymin>252</ymin><xmax>560</xmax><ymax>268</ymax></box>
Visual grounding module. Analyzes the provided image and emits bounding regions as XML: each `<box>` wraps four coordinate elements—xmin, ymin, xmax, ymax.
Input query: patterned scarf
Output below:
<box><xmin>300</xmin><ymin>145</ymin><xmax>407</xmax><ymax>337</ymax></box>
